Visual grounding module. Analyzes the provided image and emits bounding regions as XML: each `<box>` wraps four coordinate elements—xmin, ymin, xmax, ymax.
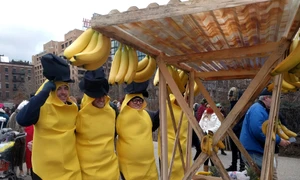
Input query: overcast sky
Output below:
<box><xmin>0</xmin><ymin>0</ymin><xmax>170</xmax><ymax>62</ymax></box>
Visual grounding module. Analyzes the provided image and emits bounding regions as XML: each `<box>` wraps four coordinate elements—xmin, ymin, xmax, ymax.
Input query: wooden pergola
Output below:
<box><xmin>91</xmin><ymin>0</ymin><xmax>300</xmax><ymax>179</ymax></box>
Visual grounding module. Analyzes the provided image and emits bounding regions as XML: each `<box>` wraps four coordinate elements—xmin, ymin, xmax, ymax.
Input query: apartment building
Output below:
<box><xmin>0</xmin><ymin>61</ymin><xmax>34</xmax><ymax>103</ymax></box>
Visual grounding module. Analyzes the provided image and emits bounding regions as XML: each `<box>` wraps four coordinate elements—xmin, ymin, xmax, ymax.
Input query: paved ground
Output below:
<box><xmin>153</xmin><ymin>142</ymin><xmax>300</xmax><ymax>180</ymax></box>
<box><xmin>19</xmin><ymin>141</ymin><xmax>300</xmax><ymax>179</ymax></box>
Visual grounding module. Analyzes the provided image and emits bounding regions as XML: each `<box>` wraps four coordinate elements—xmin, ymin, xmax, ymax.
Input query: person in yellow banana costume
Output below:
<box><xmin>199</xmin><ymin>104</ymin><xmax>221</xmax><ymax>172</ymax></box>
<box><xmin>240</xmin><ymin>88</ymin><xmax>291</xmax><ymax>172</ymax></box>
<box><xmin>116</xmin><ymin>81</ymin><xmax>159</xmax><ymax>180</ymax></box>
<box><xmin>76</xmin><ymin>67</ymin><xmax>120</xmax><ymax>179</ymax></box>
<box><xmin>16</xmin><ymin>53</ymin><xmax>82</xmax><ymax>180</ymax></box>
<box><xmin>158</xmin><ymin>94</ymin><xmax>189</xmax><ymax>180</ymax></box>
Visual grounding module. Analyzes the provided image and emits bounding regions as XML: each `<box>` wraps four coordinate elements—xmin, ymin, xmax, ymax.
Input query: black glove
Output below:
<box><xmin>42</xmin><ymin>81</ymin><xmax>56</xmax><ymax>92</ymax></box>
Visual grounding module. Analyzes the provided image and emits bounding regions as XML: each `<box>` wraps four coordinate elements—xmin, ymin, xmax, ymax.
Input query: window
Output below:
<box><xmin>5</xmin><ymin>75</ymin><xmax>8</xmax><ymax>81</ymax></box>
<box><xmin>28</xmin><ymin>69</ymin><xmax>31</xmax><ymax>74</ymax></box>
<box><xmin>13</xmin><ymin>84</ymin><xmax>17</xmax><ymax>88</ymax></box>
<box><xmin>5</xmin><ymin>67</ymin><xmax>8</xmax><ymax>72</ymax></box>
<box><xmin>12</xmin><ymin>68</ymin><xmax>16</xmax><ymax>73</ymax></box>
<box><xmin>5</xmin><ymin>83</ymin><xmax>9</xmax><ymax>88</ymax></box>
<box><xmin>0</xmin><ymin>83</ymin><xmax>1</xmax><ymax>89</ymax></box>
<box><xmin>61</xmin><ymin>44</ymin><xmax>64</xmax><ymax>49</ymax></box>
<box><xmin>13</xmin><ymin>76</ymin><xmax>16</xmax><ymax>80</ymax></box>
<box><xmin>5</xmin><ymin>92</ymin><xmax>9</xmax><ymax>98</ymax></box>
<box><xmin>28</xmin><ymin>76</ymin><xmax>31</xmax><ymax>81</ymax></box>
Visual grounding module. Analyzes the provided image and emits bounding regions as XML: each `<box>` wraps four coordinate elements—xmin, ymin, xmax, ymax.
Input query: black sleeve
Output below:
<box><xmin>146</xmin><ymin>110</ymin><xmax>160</xmax><ymax>132</ymax></box>
<box><xmin>279</xmin><ymin>112</ymin><xmax>287</xmax><ymax>126</ymax></box>
<box><xmin>16</xmin><ymin>91</ymin><xmax>50</xmax><ymax>126</ymax></box>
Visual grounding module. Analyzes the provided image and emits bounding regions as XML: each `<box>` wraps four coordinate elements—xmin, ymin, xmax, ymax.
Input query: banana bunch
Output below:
<box><xmin>271</xmin><ymin>31</ymin><xmax>300</xmax><ymax>76</ymax></box>
<box><xmin>201</xmin><ymin>131</ymin><xmax>225</xmax><ymax>156</ymax></box>
<box><xmin>195</xmin><ymin>171</ymin><xmax>212</xmax><ymax>176</ymax></box>
<box><xmin>108</xmin><ymin>43</ymin><xmax>139</xmax><ymax>85</ymax></box>
<box><xmin>261</xmin><ymin>119</ymin><xmax>297</xmax><ymax>141</ymax></box>
<box><xmin>63</xmin><ymin>28</ymin><xmax>111</xmax><ymax>71</ymax></box>
<box><xmin>132</xmin><ymin>55</ymin><xmax>156</xmax><ymax>83</ymax></box>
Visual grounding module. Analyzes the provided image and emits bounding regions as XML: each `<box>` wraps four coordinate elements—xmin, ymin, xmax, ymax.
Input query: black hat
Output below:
<box><xmin>124</xmin><ymin>80</ymin><xmax>149</xmax><ymax>97</ymax></box>
<box><xmin>260</xmin><ymin>88</ymin><xmax>272</xmax><ymax>96</ymax></box>
<box><xmin>79</xmin><ymin>67</ymin><xmax>109</xmax><ymax>98</ymax></box>
<box><xmin>41</xmin><ymin>53</ymin><xmax>74</xmax><ymax>83</ymax></box>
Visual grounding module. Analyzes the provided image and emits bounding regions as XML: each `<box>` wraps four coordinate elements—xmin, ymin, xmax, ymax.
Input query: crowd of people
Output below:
<box><xmin>0</xmin><ymin>52</ymin><xmax>293</xmax><ymax>180</ymax></box>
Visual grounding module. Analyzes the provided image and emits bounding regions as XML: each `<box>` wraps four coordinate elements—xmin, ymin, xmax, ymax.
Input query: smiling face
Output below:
<box><xmin>92</xmin><ymin>96</ymin><xmax>106</xmax><ymax>108</ymax></box>
<box><xmin>127</xmin><ymin>97</ymin><xmax>144</xmax><ymax>110</ymax></box>
<box><xmin>56</xmin><ymin>85</ymin><xmax>69</xmax><ymax>103</ymax></box>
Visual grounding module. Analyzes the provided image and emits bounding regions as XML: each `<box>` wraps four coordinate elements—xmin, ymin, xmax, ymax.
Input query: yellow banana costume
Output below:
<box><xmin>76</xmin><ymin>94</ymin><xmax>119</xmax><ymax>180</ymax></box>
<box><xmin>33</xmin><ymin>82</ymin><xmax>81</xmax><ymax>180</ymax></box>
<box><xmin>116</xmin><ymin>93</ymin><xmax>158</xmax><ymax>180</ymax></box>
<box><xmin>158</xmin><ymin>94</ymin><xmax>189</xmax><ymax>180</ymax></box>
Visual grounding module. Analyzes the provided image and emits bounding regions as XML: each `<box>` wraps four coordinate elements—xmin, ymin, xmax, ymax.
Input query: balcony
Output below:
<box><xmin>12</xmin><ymin>71</ymin><xmax>25</xmax><ymax>75</ymax></box>
<box><xmin>12</xmin><ymin>79</ymin><xmax>25</xmax><ymax>82</ymax></box>
<box><xmin>13</xmin><ymin>88</ymin><xmax>18</xmax><ymax>91</ymax></box>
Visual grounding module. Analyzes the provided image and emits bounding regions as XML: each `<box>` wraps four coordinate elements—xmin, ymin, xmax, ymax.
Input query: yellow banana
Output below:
<box><xmin>288</xmin><ymin>72</ymin><xmax>299</xmax><ymax>82</ymax></box>
<box><xmin>277</xmin><ymin>124</ymin><xmax>289</xmax><ymax>140</ymax></box>
<box><xmin>82</xmin><ymin>38</ymin><xmax>111</xmax><ymax>71</ymax></box>
<box><xmin>69</xmin><ymin>31</ymin><xmax>99</xmax><ymax>67</ymax></box>
<box><xmin>136</xmin><ymin>56</ymin><xmax>149</xmax><ymax>71</ymax></box>
<box><xmin>213</xmin><ymin>145</ymin><xmax>219</xmax><ymax>153</ymax></box>
<box><xmin>271</xmin><ymin>42</ymin><xmax>300</xmax><ymax>76</ymax></box>
<box><xmin>63</xmin><ymin>28</ymin><xmax>95</xmax><ymax>59</ymax></box>
<box><xmin>217</xmin><ymin>141</ymin><xmax>225</xmax><ymax>149</ymax></box>
<box><xmin>280</xmin><ymin>123</ymin><xmax>297</xmax><ymax>137</ymax></box>
<box><xmin>282</xmin><ymin>78</ymin><xmax>296</xmax><ymax>90</ymax></box>
<box><xmin>108</xmin><ymin>43</ymin><xmax>122</xmax><ymax>85</ymax></box>
<box><xmin>171</xmin><ymin>66</ymin><xmax>186</xmax><ymax>93</ymax></box>
<box><xmin>153</xmin><ymin>68</ymin><xmax>159</xmax><ymax>86</ymax></box>
<box><xmin>201</xmin><ymin>135</ymin><xmax>209</xmax><ymax>155</ymax></box>
<box><xmin>133</xmin><ymin>56</ymin><xmax>156</xmax><ymax>83</ymax></box>
<box><xmin>267</xmin><ymin>83</ymin><xmax>274</xmax><ymax>91</ymax></box>
<box><xmin>261</xmin><ymin>120</ymin><xmax>276</xmax><ymax>141</ymax></box>
<box><xmin>196</xmin><ymin>171</ymin><xmax>212</xmax><ymax>176</ymax></box>
<box><xmin>289</xmin><ymin>32</ymin><xmax>299</xmax><ymax>54</ymax></box>
<box><xmin>207</xmin><ymin>132</ymin><xmax>213</xmax><ymax>156</ymax></box>
<box><xmin>179</xmin><ymin>69</ymin><xmax>189</xmax><ymax>88</ymax></box>
<box><xmin>124</xmin><ymin>47</ymin><xmax>138</xmax><ymax>84</ymax></box>
<box><xmin>74</xmin><ymin>33</ymin><xmax>111</xmax><ymax>64</ymax></box>
<box><xmin>194</xmin><ymin>80</ymin><xmax>201</xmax><ymax>96</ymax></box>
<box><xmin>115</xmin><ymin>45</ymin><xmax>129</xmax><ymax>84</ymax></box>
<box><xmin>69</xmin><ymin>57</ymin><xmax>84</xmax><ymax>67</ymax></box>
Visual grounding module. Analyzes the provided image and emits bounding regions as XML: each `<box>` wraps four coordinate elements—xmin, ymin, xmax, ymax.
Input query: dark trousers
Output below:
<box><xmin>229</xmin><ymin>137</ymin><xmax>244</xmax><ymax>167</ymax></box>
<box><xmin>192</xmin><ymin>130</ymin><xmax>201</xmax><ymax>160</ymax></box>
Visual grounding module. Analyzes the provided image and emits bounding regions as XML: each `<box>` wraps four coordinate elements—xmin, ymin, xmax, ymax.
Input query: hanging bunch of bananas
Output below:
<box><xmin>261</xmin><ymin>119</ymin><xmax>298</xmax><ymax>140</ymax></box>
<box><xmin>153</xmin><ymin>65</ymin><xmax>201</xmax><ymax>96</ymax></box>
<box><xmin>200</xmin><ymin>131</ymin><xmax>226</xmax><ymax>156</ymax></box>
<box><xmin>108</xmin><ymin>43</ymin><xmax>139</xmax><ymax>85</ymax></box>
<box><xmin>63</xmin><ymin>28</ymin><xmax>111</xmax><ymax>71</ymax></box>
<box><xmin>132</xmin><ymin>55</ymin><xmax>157</xmax><ymax>83</ymax></box>
<box><xmin>269</xmin><ymin>31</ymin><xmax>300</xmax><ymax>92</ymax></box>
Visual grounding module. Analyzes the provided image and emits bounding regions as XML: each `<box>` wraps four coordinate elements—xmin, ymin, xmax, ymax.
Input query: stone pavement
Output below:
<box><xmin>19</xmin><ymin>141</ymin><xmax>300</xmax><ymax>179</ymax></box>
<box><xmin>153</xmin><ymin>141</ymin><xmax>300</xmax><ymax>180</ymax></box>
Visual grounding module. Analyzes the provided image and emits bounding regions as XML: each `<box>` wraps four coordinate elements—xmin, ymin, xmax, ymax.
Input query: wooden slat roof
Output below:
<box><xmin>91</xmin><ymin>0</ymin><xmax>300</xmax><ymax>80</ymax></box>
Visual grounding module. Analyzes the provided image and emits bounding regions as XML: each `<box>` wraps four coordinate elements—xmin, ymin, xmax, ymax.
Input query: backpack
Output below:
<box><xmin>228</xmin><ymin>87</ymin><xmax>239</xmax><ymax>102</ymax></box>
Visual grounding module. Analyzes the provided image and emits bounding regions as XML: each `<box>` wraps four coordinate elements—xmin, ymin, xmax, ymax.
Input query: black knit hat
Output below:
<box><xmin>260</xmin><ymin>88</ymin><xmax>272</xmax><ymax>96</ymax></box>
<box><xmin>79</xmin><ymin>67</ymin><xmax>109</xmax><ymax>98</ymax></box>
<box><xmin>41</xmin><ymin>53</ymin><xmax>74</xmax><ymax>83</ymax></box>
<box><xmin>124</xmin><ymin>80</ymin><xmax>149</xmax><ymax>98</ymax></box>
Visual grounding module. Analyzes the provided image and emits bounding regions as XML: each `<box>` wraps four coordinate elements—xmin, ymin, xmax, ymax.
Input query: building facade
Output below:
<box><xmin>0</xmin><ymin>61</ymin><xmax>34</xmax><ymax>103</ymax></box>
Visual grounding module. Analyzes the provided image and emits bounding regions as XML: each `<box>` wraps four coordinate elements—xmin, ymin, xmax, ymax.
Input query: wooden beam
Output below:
<box><xmin>92</xmin><ymin>26</ymin><xmax>161</xmax><ymax>57</ymax></box>
<box><xmin>158</xmin><ymin>55</ymin><xmax>168</xmax><ymax>180</ymax></box>
<box><xmin>91</xmin><ymin>0</ymin><xmax>270</xmax><ymax>26</ymax></box>
<box><xmin>164</xmin><ymin>42</ymin><xmax>278</xmax><ymax>63</ymax></box>
<box><xmin>260</xmin><ymin>74</ymin><xmax>282</xmax><ymax>180</ymax></box>
<box><xmin>195</xmin><ymin>70</ymin><xmax>258</xmax><ymax>79</ymax></box>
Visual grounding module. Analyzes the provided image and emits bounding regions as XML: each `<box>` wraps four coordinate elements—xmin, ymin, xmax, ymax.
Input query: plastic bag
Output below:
<box><xmin>228</xmin><ymin>170</ymin><xmax>250</xmax><ymax>180</ymax></box>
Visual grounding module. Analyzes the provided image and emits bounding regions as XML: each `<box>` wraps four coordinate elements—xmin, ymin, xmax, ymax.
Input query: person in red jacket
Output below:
<box><xmin>24</xmin><ymin>125</ymin><xmax>34</xmax><ymax>176</ymax></box>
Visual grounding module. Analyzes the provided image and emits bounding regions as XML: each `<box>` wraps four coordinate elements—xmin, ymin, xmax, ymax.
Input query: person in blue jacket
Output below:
<box><xmin>239</xmin><ymin>88</ymin><xmax>290</xmax><ymax>169</ymax></box>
